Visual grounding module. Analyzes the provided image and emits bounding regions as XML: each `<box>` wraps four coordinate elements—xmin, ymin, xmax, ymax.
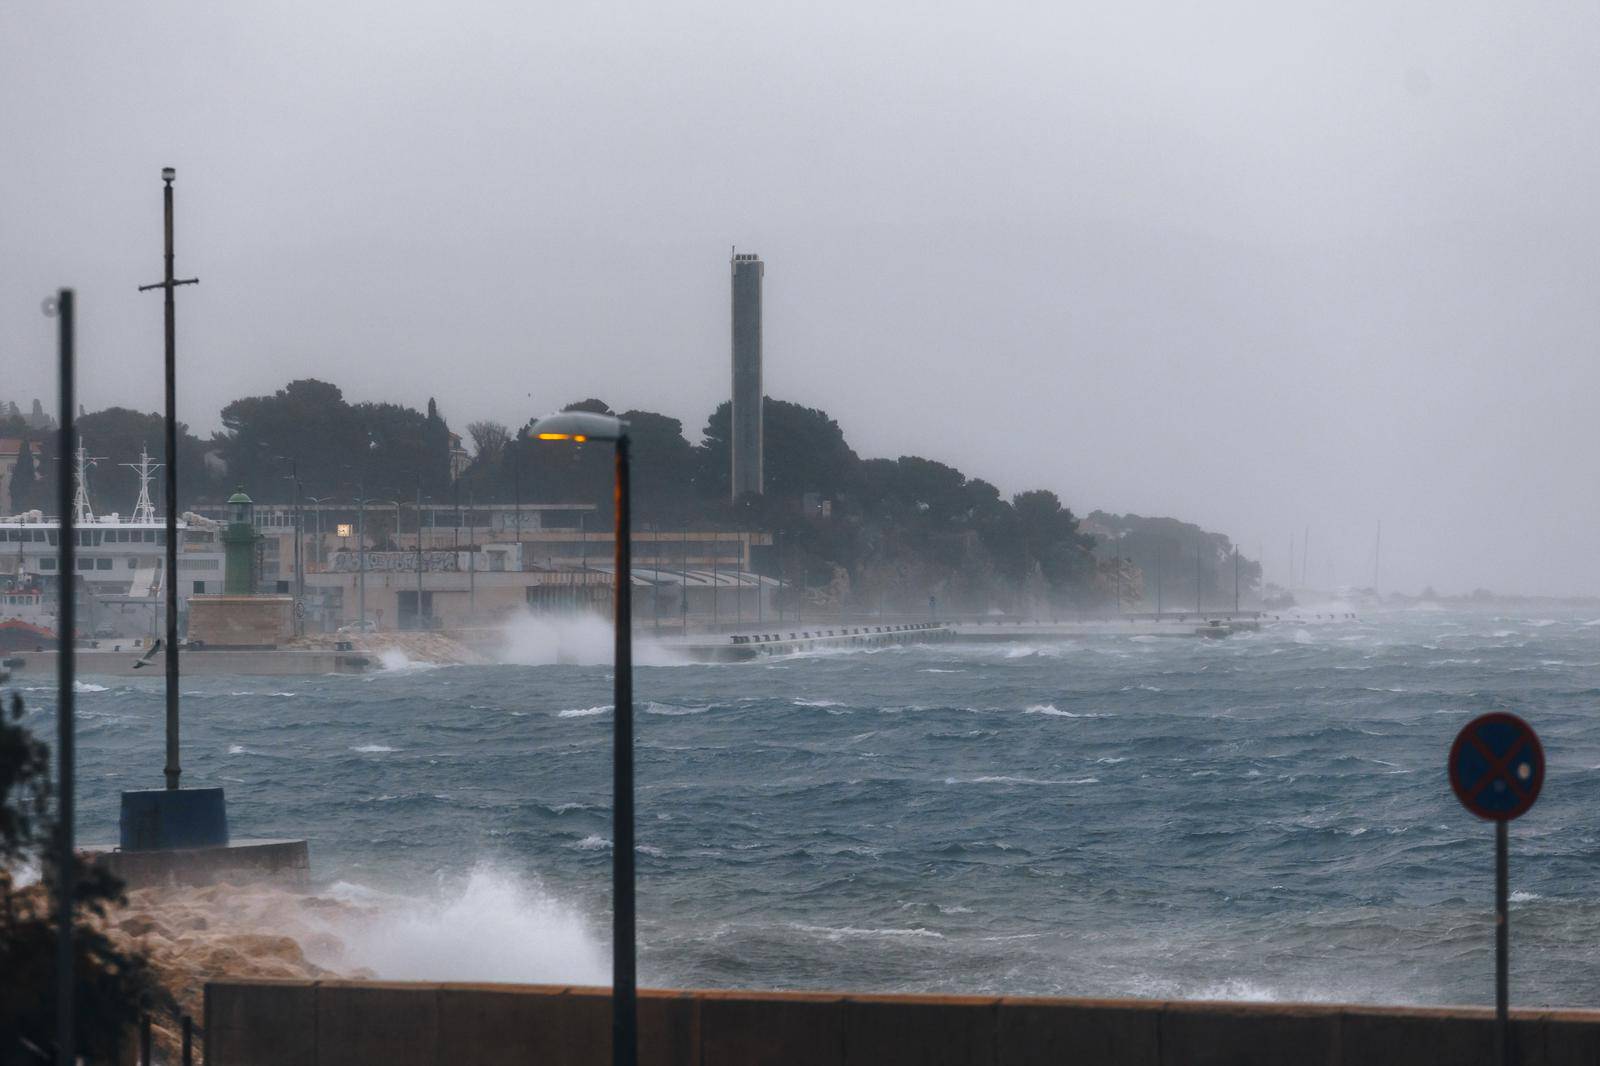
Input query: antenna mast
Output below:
<box><xmin>72</xmin><ymin>441</ymin><xmax>107</xmax><ymax>524</ymax></box>
<box><xmin>121</xmin><ymin>445</ymin><xmax>163</xmax><ymax>524</ymax></box>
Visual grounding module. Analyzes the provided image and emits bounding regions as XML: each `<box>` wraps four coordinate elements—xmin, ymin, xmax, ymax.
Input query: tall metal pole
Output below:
<box><xmin>357</xmin><ymin>491</ymin><xmax>366</xmax><ymax>630</ymax></box>
<box><xmin>415</xmin><ymin>481</ymin><xmax>424</xmax><ymax>630</ymax></box>
<box><xmin>138</xmin><ymin>167</ymin><xmax>197</xmax><ymax>791</ymax></box>
<box><xmin>53</xmin><ymin>289</ymin><xmax>78</xmax><ymax>1066</ymax></box>
<box><xmin>1156</xmin><ymin>549</ymin><xmax>1163</xmax><ymax>617</ymax></box>
<box><xmin>1195</xmin><ymin>552</ymin><xmax>1202</xmax><ymax>616</ymax></box>
<box><xmin>1234</xmin><ymin>547</ymin><xmax>1240</xmax><ymax>614</ymax></box>
<box><xmin>1496</xmin><ymin>819</ymin><xmax>1509</xmax><ymax>1066</ymax></box>
<box><xmin>611</xmin><ymin>435</ymin><xmax>637</xmax><ymax>1066</ymax></box>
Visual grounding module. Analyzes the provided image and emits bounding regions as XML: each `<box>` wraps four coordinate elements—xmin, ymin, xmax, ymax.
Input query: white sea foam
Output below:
<box><xmin>794</xmin><ymin>698</ymin><xmax>844</xmax><ymax>708</ymax></box>
<box><xmin>351</xmin><ymin>743</ymin><xmax>397</xmax><ymax>753</ymax></box>
<box><xmin>73</xmin><ymin>681</ymin><xmax>109</xmax><ymax>693</ymax></box>
<box><xmin>226</xmin><ymin>744</ymin><xmax>250</xmax><ymax>755</ymax></box>
<box><xmin>558</xmin><ymin>704</ymin><xmax>610</xmax><ymax>718</ymax></box>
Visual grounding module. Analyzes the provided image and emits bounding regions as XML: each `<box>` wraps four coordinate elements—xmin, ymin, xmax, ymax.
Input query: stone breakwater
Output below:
<box><xmin>101</xmin><ymin>883</ymin><xmax>375</xmax><ymax>1059</ymax></box>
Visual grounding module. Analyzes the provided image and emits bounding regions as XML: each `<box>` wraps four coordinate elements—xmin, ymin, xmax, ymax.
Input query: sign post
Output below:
<box><xmin>1448</xmin><ymin>712</ymin><xmax>1544</xmax><ymax>1066</ymax></box>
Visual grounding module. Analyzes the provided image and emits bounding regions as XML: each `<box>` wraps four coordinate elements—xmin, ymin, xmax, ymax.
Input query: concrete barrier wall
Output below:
<box><xmin>205</xmin><ymin>981</ymin><xmax>1600</xmax><ymax>1065</ymax></box>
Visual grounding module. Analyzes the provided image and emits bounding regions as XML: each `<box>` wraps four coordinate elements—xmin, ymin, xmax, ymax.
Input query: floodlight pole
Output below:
<box><xmin>138</xmin><ymin>166</ymin><xmax>197</xmax><ymax>791</ymax></box>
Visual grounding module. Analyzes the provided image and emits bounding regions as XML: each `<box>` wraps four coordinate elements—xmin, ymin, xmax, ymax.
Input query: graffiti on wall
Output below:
<box><xmin>329</xmin><ymin>551</ymin><xmax>461</xmax><ymax>574</ymax></box>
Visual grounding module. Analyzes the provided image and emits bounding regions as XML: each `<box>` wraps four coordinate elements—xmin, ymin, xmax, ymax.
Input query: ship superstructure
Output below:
<box><xmin>1</xmin><ymin>442</ymin><xmax>224</xmax><ymax>637</ymax></box>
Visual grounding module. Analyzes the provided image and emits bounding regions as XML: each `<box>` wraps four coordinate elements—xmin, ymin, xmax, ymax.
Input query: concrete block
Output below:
<box><xmin>1338</xmin><ymin>1005</ymin><xmax>1503</xmax><ymax>1066</ymax></box>
<box><xmin>315</xmin><ymin>981</ymin><xmax>439</xmax><ymax>1066</ymax></box>
<box><xmin>701</xmin><ymin>990</ymin><xmax>848</xmax><ymax>1066</ymax></box>
<box><xmin>435</xmin><ymin>983</ymin><xmax>606</xmax><ymax>1066</ymax></box>
<box><xmin>205</xmin><ymin>980</ymin><xmax>316</xmax><ymax>1066</ymax></box>
<box><xmin>1161</xmin><ymin>1000</ymin><xmax>1340</xmax><ymax>1066</ymax></box>
<box><xmin>86</xmin><ymin>838</ymin><xmax>310</xmax><ymax>890</ymax></box>
<box><xmin>1537</xmin><ymin>1008</ymin><xmax>1600</xmax><ymax>1066</ymax></box>
<box><xmin>842</xmin><ymin>993</ymin><xmax>999</xmax><ymax>1066</ymax></box>
<box><xmin>997</xmin><ymin>996</ymin><xmax>1161</xmax><ymax>1066</ymax></box>
<box><xmin>639</xmin><ymin>988</ymin><xmax>699</xmax><ymax>1066</ymax></box>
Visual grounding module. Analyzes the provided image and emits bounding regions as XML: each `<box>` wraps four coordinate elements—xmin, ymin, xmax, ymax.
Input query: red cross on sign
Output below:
<box><xmin>1448</xmin><ymin>712</ymin><xmax>1544</xmax><ymax>822</ymax></box>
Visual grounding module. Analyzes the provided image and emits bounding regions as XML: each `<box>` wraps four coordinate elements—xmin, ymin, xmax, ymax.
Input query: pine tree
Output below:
<box><xmin>8</xmin><ymin>440</ymin><xmax>38</xmax><ymax>514</ymax></box>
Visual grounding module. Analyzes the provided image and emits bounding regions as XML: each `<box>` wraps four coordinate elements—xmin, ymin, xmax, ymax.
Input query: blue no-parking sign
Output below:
<box><xmin>1448</xmin><ymin>712</ymin><xmax>1544</xmax><ymax>821</ymax></box>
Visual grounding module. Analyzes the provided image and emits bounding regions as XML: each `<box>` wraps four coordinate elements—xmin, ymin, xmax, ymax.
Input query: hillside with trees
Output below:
<box><xmin>3</xmin><ymin>379</ymin><xmax>1260</xmax><ymax>615</ymax></box>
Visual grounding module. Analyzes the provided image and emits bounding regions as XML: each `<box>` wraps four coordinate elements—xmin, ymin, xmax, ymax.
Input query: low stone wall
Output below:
<box><xmin>204</xmin><ymin>981</ymin><xmax>1600</xmax><ymax>1065</ymax></box>
<box><xmin>189</xmin><ymin>595</ymin><xmax>294</xmax><ymax>648</ymax></box>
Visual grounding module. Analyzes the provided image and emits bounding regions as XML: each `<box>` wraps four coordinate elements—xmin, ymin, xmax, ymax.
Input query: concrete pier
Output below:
<box><xmin>84</xmin><ymin>839</ymin><xmax>310</xmax><ymax>889</ymax></box>
<box><xmin>204</xmin><ymin>981</ymin><xmax>1600</xmax><ymax>1065</ymax></box>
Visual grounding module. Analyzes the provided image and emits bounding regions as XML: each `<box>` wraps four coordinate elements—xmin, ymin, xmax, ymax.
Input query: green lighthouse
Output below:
<box><xmin>222</xmin><ymin>487</ymin><xmax>258</xmax><ymax>594</ymax></box>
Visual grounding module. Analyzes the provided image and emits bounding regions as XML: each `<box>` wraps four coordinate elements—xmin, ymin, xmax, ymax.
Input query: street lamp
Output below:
<box><xmin>528</xmin><ymin>410</ymin><xmax>636</xmax><ymax>1066</ymax></box>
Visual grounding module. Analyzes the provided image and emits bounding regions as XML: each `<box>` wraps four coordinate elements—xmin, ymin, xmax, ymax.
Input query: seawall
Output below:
<box><xmin>205</xmin><ymin>981</ymin><xmax>1600</xmax><ymax>1065</ymax></box>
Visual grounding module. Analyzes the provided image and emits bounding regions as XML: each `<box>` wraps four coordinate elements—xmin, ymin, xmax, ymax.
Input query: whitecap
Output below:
<box><xmin>558</xmin><ymin>705</ymin><xmax>610</xmax><ymax>718</ymax></box>
<box><xmin>945</xmin><ymin>775</ymin><xmax>1099</xmax><ymax>786</ymax></box>
<box><xmin>73</xmin><ymin>681</ymin><xmax>109</xmax><ymax>693</ymax></box>
<box><xmin>351</xmin><ymin>744</ymin><xmax>397</xmax><ymax>753</ymax></box>
<box><xmin>1024</xmin><ymin>703</ymin><xmax>1111</xmax><ymax>718</ymax></box>
<box><xmin>644</xmin><ymin>702</ymin><xmax>708</xmax><ymax>716</ymax></box>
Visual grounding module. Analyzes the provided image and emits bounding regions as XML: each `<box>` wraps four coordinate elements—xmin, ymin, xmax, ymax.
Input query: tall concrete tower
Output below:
<box><xmin>730</xmin><ymin>251</ymin><xmax>764</xmax><ymax>500</ymax></box>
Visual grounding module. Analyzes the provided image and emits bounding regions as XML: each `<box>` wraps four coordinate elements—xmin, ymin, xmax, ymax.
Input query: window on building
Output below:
<box><xmin>193</xmin><ymin>581</ymin><xmax>205</xmax><ymax>594</ymax></box>
<box><xmin>127</xmin><ymin>558</ymin><xmax>137</xmax><ymax>569</ymax></box>
<box><xmin>96</xmin><ymin>558</ymin><xmax>112</xmax><ymax>570</ymax></box>
<box><xmin>77</xmin><ymin>559</ymin><xmax>91</xmax><ymax>571</ymax></box>
<box><xmin>40</xmin><ymin>558</ymin><xmax>56</xmax><ymax>570</ymax></box>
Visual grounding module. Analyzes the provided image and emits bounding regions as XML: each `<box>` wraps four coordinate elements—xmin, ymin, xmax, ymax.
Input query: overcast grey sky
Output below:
<box><xmin>5</xmin><ymin>3</ymin><xmax>1598</xmax><ymax>596</ymax></box>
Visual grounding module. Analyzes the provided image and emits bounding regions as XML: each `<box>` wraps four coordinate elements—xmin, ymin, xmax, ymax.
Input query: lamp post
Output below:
<box><xmin>278</xmin><ymin>456</ymin><xmax>303</xmax><ymax>636</ymax></box>
<box><xmin>528</xmin><ymin>411</ymin><xmax>636</xmax><ymax>1066</ymax></box>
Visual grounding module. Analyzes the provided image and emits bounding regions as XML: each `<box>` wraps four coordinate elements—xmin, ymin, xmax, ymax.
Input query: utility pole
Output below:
<box><xmin>1195</xmin><ymin>551</ymin><xmax>1202</xmax><ymax>616</ymax></box>
<box><xmin>468</xmin><ymin>490</ymin><xmax>476</xmax><ymax>615</ymax></box>
<box><xmin>356</xmin><ymin>488</ymin><xmax>368</xmax><ymax>630</ymax></box>
<box><xmin>1114</xmin><ymin>533</ymin><xmax>1122</xmax><ymax>614</ymax></box>
<box><xmin>279</xmin><ymin>457</ymin><xmax>303</xmax><ymax>637</ymax></box>
<box><xmin>137</xmin><ymin>166</ymin><xmax>198</xmax><ymax>792</ymax></box>
<box><xmin>1156</xmin><ymin>548</ymin><xmax>1163</xmax><ymax>617</ymax></box>
<box><xmin>1228</xmin><ymin>547</ymin><xmax>1236</xmax><ymax>613</ymax></box>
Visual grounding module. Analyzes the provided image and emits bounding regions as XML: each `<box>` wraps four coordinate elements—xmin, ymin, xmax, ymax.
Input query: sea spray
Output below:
<box><xmin>495</xmin><ymin>611</ymin><xmax>686</xmax><ymax>667</ymax></box>
<box><xmin>321</xmin><ymin>865</ymin><xmax>607</xmax><ymax>984</ymax></box>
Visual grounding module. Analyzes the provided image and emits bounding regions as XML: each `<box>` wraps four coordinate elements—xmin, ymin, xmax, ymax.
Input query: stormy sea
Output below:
<box><xmin>21</xmin><ymin>606</ymin><xmax>1600</xmax><ymax>1008</ymax></box>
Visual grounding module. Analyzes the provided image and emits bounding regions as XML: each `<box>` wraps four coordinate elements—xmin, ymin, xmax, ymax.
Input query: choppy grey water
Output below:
<box><xmin>18</xmin><ymin>607</ymin><xmax>1600</xmax><ymax>1006</ymax></box>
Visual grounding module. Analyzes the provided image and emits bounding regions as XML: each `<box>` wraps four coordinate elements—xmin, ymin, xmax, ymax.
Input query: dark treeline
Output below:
<box><xmin>2</xmin><ymin>381</ymin><xmax>1259</xmax><ymax>613</ymax></box>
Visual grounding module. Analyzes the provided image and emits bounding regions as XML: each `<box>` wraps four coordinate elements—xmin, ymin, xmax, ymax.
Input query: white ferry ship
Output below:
<box><xmin>1</xmin><ymin>444</ymin><xmax>225</xmax><ymax>640</ymax></box>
